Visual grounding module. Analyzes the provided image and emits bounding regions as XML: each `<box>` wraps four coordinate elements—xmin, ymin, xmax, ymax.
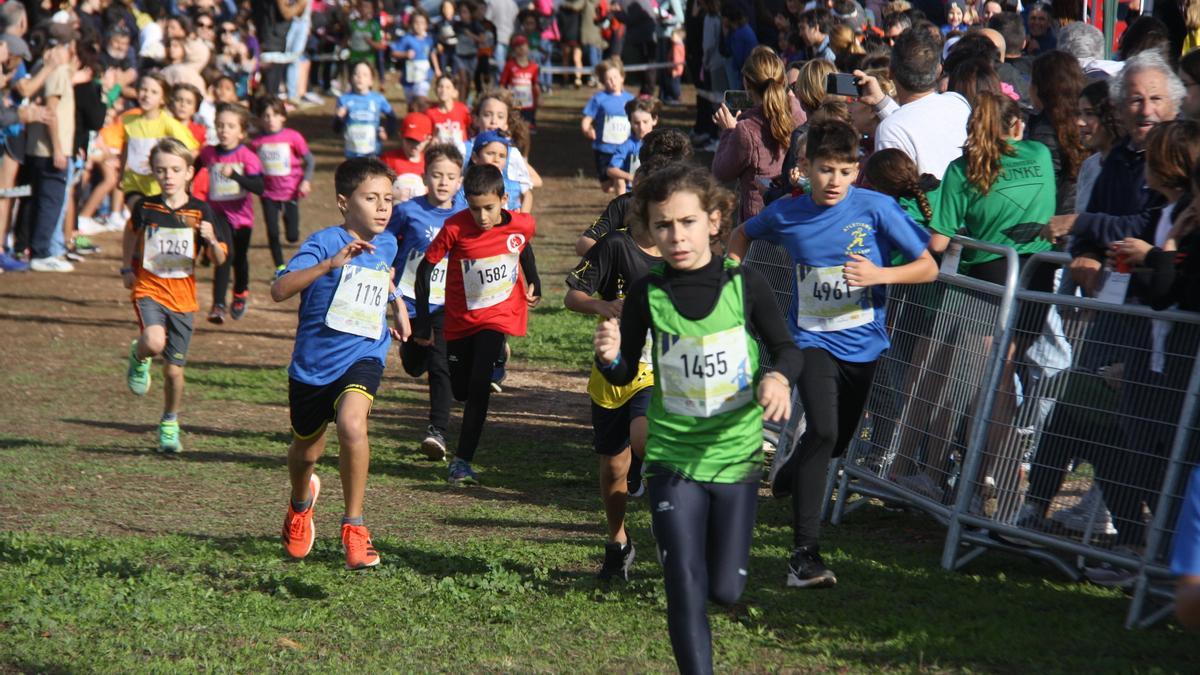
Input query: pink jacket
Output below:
<box><xmin>711</xmin><ymin>99</ymin><xmax>806</xmax><ymax>222</ymax></box>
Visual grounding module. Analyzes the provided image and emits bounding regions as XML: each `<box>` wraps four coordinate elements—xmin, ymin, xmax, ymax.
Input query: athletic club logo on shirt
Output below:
<box><xmin>843</xmin><ymin>223</ymin><xmax>873</xmax><ymax>256</ymax></box>
<box><xmin>506</xmin><ymin>233</ymin><xmax>526</xmax><ymax>253</ymax></box>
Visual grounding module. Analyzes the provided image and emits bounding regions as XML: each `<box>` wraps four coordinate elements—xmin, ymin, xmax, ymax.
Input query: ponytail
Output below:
<box><xmin>864</xmin><ymin>148</ymin><xmax>936</xmax><ymax>222</ymax></box>
<box><xmin>742</xmin><ymin>46</ymin><xmax>794</xmax><ymax>152</ymax></box>
<box><xmin>965</xmin><ymin>91</ymin><xmax>1019</xmax><ymax>194</ymax></box>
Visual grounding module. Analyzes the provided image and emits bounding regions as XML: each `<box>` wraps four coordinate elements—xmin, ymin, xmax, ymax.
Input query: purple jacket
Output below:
<box><xmin>711</xmin><ymin>99</ymin><xmax>806</xmax><ymax>221</ymax></box>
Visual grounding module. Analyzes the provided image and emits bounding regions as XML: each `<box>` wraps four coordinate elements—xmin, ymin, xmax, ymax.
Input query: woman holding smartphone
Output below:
<box><xmin>712</xmin><ymin>45</ymin><xmax>805</xmax><ymax>222</ymax></box>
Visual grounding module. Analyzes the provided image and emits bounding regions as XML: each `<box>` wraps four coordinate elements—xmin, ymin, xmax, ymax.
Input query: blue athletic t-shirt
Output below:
<box><xmin>393</xmin><ymin>34</ymin><xmax>436</xmax><ymax>85</ymax></box>
<box><xmin>336</xmin><ymin>91</ymin><xmax>394</xmax><ymax>157</ymax></box>
<box><xmin>285</xmin><ymin>225</ymin><xmax>399</xmax><ymax>385</ymax></box>
<box><xmin>742</xmin><ymin>186</ymin><xmax>931</xmax><ymax>362</ymax></box>
<box><xmin>583</xmin><ymin>90</ymin><xmax>635</xmax><ymax>154</ymax></box>
<box><xmin>609</xmin><ymin>137</ymin><xmax>642</xmax><ymax>180</ymax></box>
<box><xmin>387</xmin><ymin>193</ymin><xmax>467</xmax><ymax>317</ymax></box>
<box><xmin>1172</xmin><ymin>466</ymin><xmax>1200</xmax><ymax>576</ymax></box>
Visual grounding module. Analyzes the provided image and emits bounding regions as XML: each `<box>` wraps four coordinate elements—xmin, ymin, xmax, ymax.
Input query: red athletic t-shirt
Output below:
<box><xmin>424</xmin><ymin>209</ymin><xmax>536</xmax><ymax>341</ymax></box>
<box><xmin>425</xmin><ymin>102</ymin><xmax>472</xmax><ymax>145</ymax></box>
<box><xmin>499</xmin><ymin>60</ymin><xmax>539</xmax><ymax>111</ymax></box>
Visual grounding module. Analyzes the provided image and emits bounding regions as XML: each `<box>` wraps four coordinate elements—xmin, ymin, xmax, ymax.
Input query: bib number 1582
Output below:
<box><xmin>476</xmin><ymin>264</ymin><xmax>508</xmax><ymax>285</ymax></box>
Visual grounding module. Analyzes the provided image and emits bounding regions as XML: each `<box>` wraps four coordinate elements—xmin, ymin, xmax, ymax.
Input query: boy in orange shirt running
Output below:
<box><xmin>123</xmin><ymin>138</ymin><xmax>231</xmax><ymax>453</ymax></box>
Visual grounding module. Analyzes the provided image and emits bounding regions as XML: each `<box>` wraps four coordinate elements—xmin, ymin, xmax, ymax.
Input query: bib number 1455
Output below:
<box><xmin>678</xmin><ymin>351</ymin><xmax>728</xmax><ymax>379</ymax></box>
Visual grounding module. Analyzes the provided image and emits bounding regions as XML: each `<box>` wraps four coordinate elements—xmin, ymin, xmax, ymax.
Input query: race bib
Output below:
<box><xmin>325</xmin><ymin>264</ymin><xmax>390</xmax><ymax>338</ymax></box>
<box><xmin>657</xmin><ymin>325</ymin><xmax>752</xmax><ymax>418</ymax></box>
<box><xmin>126</xmin><ymin>136</ymin><xmax>158</xmax><ymax>175</ymax></box>
<box><xmin>601</xmin><ymin>115</ymin><xmax>631</xmax><ymax>145</ymax></box>
<box><xmin>208</xmin><ymin>163</ymin><xmax>246</xmax><ymax>201</ymax></box>
<box><xmin>461</xmin><ymin>252</ymin><xmax>519</xmax><ymax>310</ymax></box>
<box><xmin>142</xmin><ymin>227</ymin><xmax>195</xmax><ymax>279</ymax></box>
<box><xmin>345</xmin><ymin>124</ymin><xmax>377</xmax><ymax>155</ymax></box>
<box><xmin>436</xmin><ymin>120</ymin><xmax>463</xmax><ymax>144</ymax></box>
<box><xmin>511</xmin><ymin>82</ymin><xmax>534</xmax><ymax>109</ymax></box>
<box><xmin>639</xmin><ymin>328</ymin><xmax>653</xmax><ymax>366</ymax></box>
<box><xmin>258</xmin><ymin>142</ymin><xmax>292</xmax><ymax>177</ymax></box>
<box><xmin>397</xmin><ymin>248</ymin><xmax>448</xmax><ymax>305</ymax></box>
<box><xmin>393</xmin><ymin>173</ymin><xmax>427</xmax><ymax>203</ymax></box>
<box><xmin>795</xmin><ymin>265</ymin><xmax>874</xmax><ymax>332</ymax></box>
<box><xmin>406</xmin><ymin>58</ymin><xmax>431</xmax><ymax>83</ymax></box>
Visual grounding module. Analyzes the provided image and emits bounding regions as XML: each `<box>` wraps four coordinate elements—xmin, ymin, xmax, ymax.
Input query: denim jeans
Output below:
<box><xmin>26</xmin><ymin>155</ymin><xmax>68</xmax><ymax>259</ymax></box>
<box><xmin>285</xmin><ymin>17</ymin><xmax>312</xmax><ymax>100</ymax></box>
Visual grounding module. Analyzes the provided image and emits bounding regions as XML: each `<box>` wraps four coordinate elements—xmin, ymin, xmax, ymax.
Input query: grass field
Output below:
<box><xmin>0</xmin><ymin>85</ymin><xmax>1197</xmax><ymax>673</ymax></box>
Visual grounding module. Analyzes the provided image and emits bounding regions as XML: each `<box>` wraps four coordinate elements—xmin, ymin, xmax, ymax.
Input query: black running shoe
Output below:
<box><xmin>597</xmin><ymin>539</ymin><xmax>635</xmax><ymax>581</ymax></box>
<box><xmin>786</xmin><ymin>545</ymin><xmax>837</xmax><ymax>588</ymax></box>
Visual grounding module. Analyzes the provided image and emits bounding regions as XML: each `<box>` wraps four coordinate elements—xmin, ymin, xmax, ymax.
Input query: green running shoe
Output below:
<box><xmin>158</xmin><ymin>419</ymin><xmax>182</xmax><ymax>454</ymax></box>
<box><xmin>126</xmin><ymin>340</ymin><xmax>151</xmax><ymax>395</ymax></box>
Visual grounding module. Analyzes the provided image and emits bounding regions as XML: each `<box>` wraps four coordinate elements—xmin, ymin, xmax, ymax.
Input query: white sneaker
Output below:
<box><xmin>301</xmin><ymin>92</ymin><xmax>324</xmax><ymax>104</ymax></box>
<box><xmin>30</xmin><ymin>256</ymin><xmax>75</xmax><ymax>272</ymax></box>
<box><xmin>76</xmin><ymin>215</ymin><xmax>105</xmax><ymax>235</ymax></box>
<box><xmin>105</xmin><ymin>212</ymin><xmax>128</xmax><ymax>232</ymax></box>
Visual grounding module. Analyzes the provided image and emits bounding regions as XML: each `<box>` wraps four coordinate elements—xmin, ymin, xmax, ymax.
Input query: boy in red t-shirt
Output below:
<box><xmin>412</xmin><ymin>163</ymin><xmax>541</xmax><ymax>485</ymax></box>
<box><xmin>499</xmin><ymin>35</ymin><xmax>539</xmax><ymax>129</ymax></box>
<box><xmin>381</xmin><ymin>112</ymin><xmax>432</xmax><ymax>203</ymax></box>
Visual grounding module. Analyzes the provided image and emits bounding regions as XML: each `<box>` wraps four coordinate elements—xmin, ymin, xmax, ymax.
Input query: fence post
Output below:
<box><xmin>1125</xmin><ymin>341</ymin><xmax>1200</xmax><ymax>628</ymax></box>
<box><xmin>940</xmin><ymin>241</ymin><xmax>1021</xmax><ymax>570</ymax></box>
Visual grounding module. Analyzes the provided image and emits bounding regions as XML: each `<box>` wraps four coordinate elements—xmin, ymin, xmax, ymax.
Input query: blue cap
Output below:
<box><xmin>473</xmin><ymin>129</ymin><xmax>512</xmax><ymax>148</ymax></box>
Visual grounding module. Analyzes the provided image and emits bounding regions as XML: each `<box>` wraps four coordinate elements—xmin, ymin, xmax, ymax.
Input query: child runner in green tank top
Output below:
<box><xmin>595</xmin><ymin>164</ymin><xmax>803</xmax><ymax>675</ymax></box>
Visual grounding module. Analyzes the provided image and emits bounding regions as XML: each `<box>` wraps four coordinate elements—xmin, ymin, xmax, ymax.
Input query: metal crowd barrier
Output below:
<box><xmin>822</xmin><ymin>237</ymin><xmax>1200</xmax><ymax>628</ymax></box>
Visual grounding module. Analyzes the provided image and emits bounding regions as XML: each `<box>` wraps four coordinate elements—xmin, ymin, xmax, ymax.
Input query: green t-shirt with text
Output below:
<box><xmin>932</xmin><ymin>139</ymin><xmax>1055</xmax><ymax>268</ymax></box>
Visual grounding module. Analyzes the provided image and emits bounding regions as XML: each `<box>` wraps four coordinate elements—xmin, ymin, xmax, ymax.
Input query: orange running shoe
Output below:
<box><xmin>342</xmin><ymin>523</ymin><xmax>381</xmax><ymax>570</ymax></box>
<box><xmin>281</xmin><ymin>474</ymin><xmax>321</xmax><ymax>560</ymax></box>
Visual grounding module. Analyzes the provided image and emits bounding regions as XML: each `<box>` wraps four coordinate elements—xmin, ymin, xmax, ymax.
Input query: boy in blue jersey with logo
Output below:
<box><xmin>390</xmin><ymin>11</ymin><xmax>440</xmax><ymax>107</ymax></box>
<box><xmin>335</xmin><ymin>61</ymin><xmax>397</xmax><ymax>158</ymax></box>
<box><xmin>606</xmin><ymin>97</ymin><xmax>659</xmax><ymax>195</ymax></box>
<box><xmin>273</xmin><ymin>157</ymin><xmax>411</xmax><ymax>571</ymax></box>
<box><xmin>388</xmin><ymin>143</ymin><xmax>466</xmax><ymax>461</ymax></box>
<box><xmin>581</xmin><ymin>57</ymin><xmax>635</xmax><ymax>194</ymax></box>
<box><xmin>469</xmin><ymin>129</ymin><xmax>526</xmax><ymax>212</ymax></box>
<box><xmin>729</xmin><ymin>120</ymin><xmax>938</xmax><ymax>589</ymax></box>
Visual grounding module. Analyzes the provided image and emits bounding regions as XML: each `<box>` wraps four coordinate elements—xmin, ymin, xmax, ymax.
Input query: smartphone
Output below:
<box><xmin>826</xmin><ymin>72</ymin><xmax>861</xmax><ymax>98</ymax></box>
<box><xmin>723</xmin><ymin>89</ymin><xmax>754</xmax><ymax>117</ymax></box>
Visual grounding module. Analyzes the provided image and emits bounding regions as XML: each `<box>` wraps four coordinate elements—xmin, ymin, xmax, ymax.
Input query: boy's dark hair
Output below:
<box><xmin>798</xmin><ymin>8</ymin><xmax>834</xmax><ymax>35</ymax></box>
<box><xmin>720</xmin><ymin>3</ymin><xmax>744</xmax><ymax>23</ymax></box>
<box><xmin>987</xmin><ymin>11</ymin><xmax>1025</xmax><ymax>56</ymax></box>
<box><xmin>335</xmin><ymin>157</ymin><xmax>396</xmax><ymax>197</ymax></box>
<box><xmin>639</xmin><ymin>128</ymin><xmax>693</xmax><ymax>163</ymax></box>
<box><xmin>625</xmin><ymin>96</ymin><xmax>661</xmax><ymax>119</ymax></box>
<box><xmin>946</xmin><ymin>31</ymin><xmax>1001</xmax><ymax>67</ymax></box>
<box><xmin>253</xmin><ymin>96</ymin><xmax>288</xmax><ymax>119</ymax></box>
<box><xmin>890</xmin><ymin>25</ymin><xmax>941</xmax><ymax>93</ymax></box>
<box><xmin>215</xmin><ymin>102</ymin><xmax>251</xmax><ymax>131</ymax></box>
<box><xmin>424</xmin><ymin>142</ymin><xmax>465</xmax><ymax>169</ymax></box>
<box><xmin>171</xmin><ymin>82</ymin><xmax>205</xmax><ymax>106</ymax></box>
<box><xmin>805</xmin><ymin>119</ymin><xmax>860</xmax><ymax>164</ymax></box>
<box><xmin>463</xmin><ymin>163</ymin><xmax>506</xmax><ymax>198</ymax></box>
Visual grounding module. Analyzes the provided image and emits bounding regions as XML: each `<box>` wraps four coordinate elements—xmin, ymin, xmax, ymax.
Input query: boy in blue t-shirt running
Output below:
<box><xmin>335</xmin><ymin>62</ymin><xmax>397</xmax><ymax>158</ymax></box>
<box><xmin>274</xmin><ymin>158</ymin><xmax>411</xmax><ymax>571</ymax></box>
<box><xmin>730</xmin><ymin>120</ymin><xmax>938</xmax><ymax>589</ymax></box>
<box><xmin>581</xmin><ymin>57</ymin><xmax>635</xmax><ymax>194</ymax></box>
<box><xmin>388</xmin><ymin>143</ymin><xmax>466</xmax><ymax>461</ymax></box>
<box><xmin>390</xmin><ymin>11</ymin><xmax>440</xmax><ymax>106</ymax></box>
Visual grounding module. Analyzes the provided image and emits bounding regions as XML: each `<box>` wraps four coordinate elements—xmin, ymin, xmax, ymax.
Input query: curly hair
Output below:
<box><xmin>964</xmin><ymin>91</ymin><xmax>1021</xmax><ymax>194</ymax></box>
<box><xmin>629</xmin><ymin>163</ymin><xmax>735</xmax><ymax>247</ymax></box>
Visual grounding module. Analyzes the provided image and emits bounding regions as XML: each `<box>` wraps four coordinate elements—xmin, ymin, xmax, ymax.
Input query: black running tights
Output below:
<box><xmin>447</xmin><ymin>329</ymin><xmax>506</xmax><ymax>461</ymax></box>
<box><xmin>213</xmin><ymin>227</ymin><xmax>253</xmax><ymax>304</ymax></box>
<box><xmin>649</xmin><ymin>471</ymin><xmax>758</xmax><ymax>675</ymax></box>
<box><xmin>262</xmin><ymin>198</ymin><xmax>300</xmax><ymax>268</ymax></box>
<box><xmin>791</xmin><ymin>348</ymin><xmax>876</xmax><ymax>548</ymax></box>
<box><xmin>401</xmin><ymin>310</ymin><xmax>452</xmax><ymax>431</ymax></box>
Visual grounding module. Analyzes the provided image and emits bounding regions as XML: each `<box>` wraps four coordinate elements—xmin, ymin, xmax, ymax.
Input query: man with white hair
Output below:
<box><xmin>1057</xmin><ymin>21</ymin><xmax>1123</xmax><ymax>81</ymax></box>
<box><xmin>1045</xmin><ymin>49</ymin><xmax>1183</xmax><ymax>291</ymax></box>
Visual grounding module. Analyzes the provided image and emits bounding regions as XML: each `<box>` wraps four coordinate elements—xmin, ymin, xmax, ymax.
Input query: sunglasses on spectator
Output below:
<box><xmin>197</xmin><ymin>21</ymin><xmax>214</xmax><ymax>28</ymax></box>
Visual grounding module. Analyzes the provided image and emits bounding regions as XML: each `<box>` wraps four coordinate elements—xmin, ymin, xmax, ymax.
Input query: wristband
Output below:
<box><xmin>387</xmin><ymin>291</ymin><xmax>398</xmax><ymax>304</ymax></box>
<box><xmin>598</xmin><ymin>352</ymin><xmax>621</xmax><ymax>371</ymax></box>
